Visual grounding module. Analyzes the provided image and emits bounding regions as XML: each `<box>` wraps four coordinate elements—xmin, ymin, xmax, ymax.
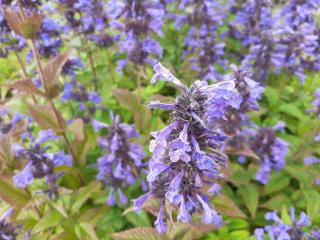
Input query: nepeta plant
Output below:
<box><xmin>93</xmin><ymin>115</ymin><xmax>146</xmax><ymax>205</ymax></box>
<box><xmin>176</xmin><ymin>0</ymin><xmax>228</xmax><ymax>81</ymax></box>
<box><xmin>0</xmin><ymin>208</ymin><xmax>30</xmax><ymax>240</ymax></box>
<box><xmin>132</xmin><ymin>63</ymin><xmax>241</xmax><ymax>233</ymax></box>
<box><xmin>13</xmin><ymin>130</ymin><xmax>72</xmax><ymax>199</ymax></box>
<box><xmin>240</xmin><ymin>124</ymin><xmax>289</xmax><ymax>185</ymax></box>
<box><xmin>217</xmin><ymin>65</ymin><xmax>264</xmax><ymax>135</ymax></box>
<box><xmin>108</xmin><ymin>0</ymin><xmax>164</xmax><ymax>72</ymax></box>
<box><xmin>255</xmin><ymin>208</ymin><xmax>318</xmax><ymax>240</ymax></box>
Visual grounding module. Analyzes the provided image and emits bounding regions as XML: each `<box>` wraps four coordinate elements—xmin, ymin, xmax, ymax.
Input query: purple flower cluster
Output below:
<box><xmin>36</xmin><ymin>17</ymin><xmax>63</xmax><ymax>58</ymax></box>
<box><xmin>61</xmin><ymin>80</ymin><xmax>102</xmax><ymax>122</ymax></box>
<box><xmin>281</xmin><ymin>0</ymin><xmax>320</xmax><ymax>30</ymax></box>
<box><xmin>240</xmin><ymin>125</ymin><xmax>289</xmax><ymax>185</ymax></box>
<box><xmin>132</xmin><ymin>63</ymin><xmax>242</xmax><ymax>233</ymax></box>
<box><xmin>93</xmin><ymin>115</ymin><xmax>146</xmax><ymax>206</ymax></box>
<box><xmin>108</xmin><ymin>0</ymin><xmax>164</xmax><ymax>71</ymax></box>
<box><xmin>0</xmin><ymin>209</ymin><xmax>21</xmax><ymax>240</ymax></box>
<box><xmin>218</xmin><ymin>65</ymin><xmax>264</xmax><ymax>135</ymax></box>
<box><xmin>255</xmin><ymin>208</ymin><xmax>318</xmax><ymax>240</ymax></box>
<box><xmin>57</xmin><ymin>0</ymin><xmax>115</xmax><ymax>47</ymax></box>
<box><xmin>177</xmin><ymin>0</ymin><xmax>229</xmax><ymax>81</ymax></box>
<box><xmin>231</xmin><ymin>0</ymin><xmax>273</xmax><ymax>46</ymax></box>
<box><xmin>231</xmin><ymin>0</ymin><xmax>320</xmax><ymax>82</ymax></box>
<box><xmin>13</xmin><ymin>130</ymin><xmax>72</xmax><ymax>199</ymax></box>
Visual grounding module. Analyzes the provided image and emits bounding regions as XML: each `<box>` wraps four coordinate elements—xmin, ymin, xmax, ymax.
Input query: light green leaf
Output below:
<box><xmin>238</xmin><ymin>184</ymin><xmax>259</xmax><ymax>218</ymax></box>
<box><xmin>70</xmin><ymin>181</ymin><xmax>101</xmax><ymax>214</ymax></box>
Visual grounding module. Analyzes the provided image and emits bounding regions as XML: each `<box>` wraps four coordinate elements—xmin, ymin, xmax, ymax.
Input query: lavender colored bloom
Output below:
<box><xmin>12</xmin><ymin>130</ymin><xmax>72</xmax><ymax>198</ymax></box>
<box><xmin>0</xmin><ymin>208</ymin><xmax>18</xmax><ymax>240</ymax></box>
<box><xmin>37</xmin><ymin>17</ymin><xmax>63</xmax><ymax>58</ymax></box>
<box><xmin>0</xmin><ymin>208</ymin><xmax>30</xmax><ymax>240</ymax></box>
<box><xmin>133</xmin><ymin>63</ymin><xmax>241</xmax><ymax>232</ymax></box>
<box><xmin>231</xmin><ymin>0</ymin><xmax>274</xmax><ymax>45</ymax></box>
<box><xmin>244</xmin><ymin>125</ymin><xmax>289</xmax><ymax>184</ymax></box>
<box><xmin>218</xmin><ymin>65</ymin><xmax>264</xmax><ymax>135</ymax></box>
<box><xmin>281</xmin><ymin>0</ymin><xmax>320</xmax><ymax>30</ymax></box>
<box><xmin>57</xmin><ymin>0</ymin><xmax>113</xmax><ymax>48</ymax></box>
<box><xmin>94</xmin><ymin>115</ymin><xmax>146</xmax><ymax>205</ymax></box>
<box><xmin>61</xmin><ymin>80</ymin><xmax>102</xmax><ymax>122</ymax></box>
<box><xmin>108</xmin><ymin>0</ymin><xmax>165</xmax><ymax>71</ymax></box>
<box><xmin>176</xmin><ymin>1</ymin><xmax>229</xmax><ymax>81</ymax></box>
<box><xmin>255</xmin><ymin>208</ymin><xmax>316</xmax><ymax>239</ymax></box>
<box><xmin>241</xmin><ymin>29</ymin><xmax>287</xmax><ymax>82</ymax></box>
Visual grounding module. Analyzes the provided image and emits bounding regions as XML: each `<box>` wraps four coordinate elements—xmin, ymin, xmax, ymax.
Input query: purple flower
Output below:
<box><xmin>255</xmin><ymin>208</ymin><xmax>316</xmax><ymax>239</ymax></box>
<box><xmin>231</xmin><ymin>0</ymin><xmax>274</xmax><ymax>45</ymax></box>
<box><xmin>245</xmin><ymin>125</ymin><xmax>289</xmax><ymax>184</ymax></box>
<box><xmin>12</xmin><ymin>130</ymin><xmax>72</xmax><ymax>198</ymax></box>
<box><xmin>133</xmin><ymin>63</ymin><xmax>241</xmax><ymax>232</ymax></box>
<box><xmin>176</xmin><ymin>1</ymin><xmax>229</xmax><ymax>81</ymax></box>
<box><xmin>61</xmin><ymin>80</ymin><xmax>102</xmax><ymax>122</ymax></box>
<box><xmin>0</xmin><ymin>208</ymin><xmax>21</xmax><ymax>240</ymax></box>
<box><xmin>94</xmin><ymin>115</ymin><xmax>146</xmax><ymax>205</ymax></box>
<box><xmin>109</xmin><ymin>0</ymin><xmax>165</xmax><ymax>70</ymax></box>
<box><xmin>218</xmin><ymin>65</ymin><xmax>264</xmax><ymax>135</ymax></box>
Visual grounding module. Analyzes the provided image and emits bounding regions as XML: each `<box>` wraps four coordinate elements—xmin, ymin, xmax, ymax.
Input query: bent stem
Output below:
<box><xmin>29</xmin><ymin>38</ymin><xmax>78</xmax><ymax>164</ymax></box>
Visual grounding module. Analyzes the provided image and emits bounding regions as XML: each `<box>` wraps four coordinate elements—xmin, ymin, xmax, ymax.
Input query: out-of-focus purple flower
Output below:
<box><xmin>255</xmin><ymin>208</ymin><xmax>316</xmax><ymax>239</ymax></box>
<box><xmin>281</xmin><ymin>0</ymin><xmax>320</xmax><ymax>30</ymax></box>
<box><xmin>36</xmin><ymin>17</ymin><xmax>63</xmax><ymax>58</ymax></box>
<box><xmin>176</xmin><ymin>1</ymin><xmax>229</xmax><ymax>81</ymax></box>
<box><xmin>133</xmin><ymin>63</ymin><xmax>241</xmax><ymax>233</ymax></box>
<box><xmin>0</xmin><ymin>208</ymin><xmax>18</xmax><ymax>240</ymax></box>
<box><xmin>241</xmin><ymin>124</ymin><xmax>288</xmax><ymax>185</ymax></box>
<box><xmin>12</xmin><ymin>130</ymin><xmax>72</xmax><ymax>199</ymax></box>
<box><xmin>57</xmin><ymin>0</ymin><xmax>114</xmax><ymax>47</ymax></box>
<box><xmin>62</xmin><ymin>58</ymin><xmax>83</xmax><ymax>79</ymax></box>
<box><xmin>231</xmin><ymin>0</ymin><xmax>273</xmax><ymax>46</ymax></box>
<box><xmin>218</xmin><ymin>65</ymin><xmax>264</xmax><ymax>135</ymax></box>
<box><xmin>109</xmin><ymin>0</ymin><xmax>165</xmax><ymax>71</ymax></box>
<box><xmin>241</xmin><ymin>29</ymin><xmax>287</xmax><ymax>82</ymax></box>
<box><xmin>61</xmin><ymin>80</ymin><xmax>102</xmax><ymax>122</ymax></box>
<box><xmin>93</xmin><ymin>115</ymin><xmax>146</xmax><ymax>205</ymax></box>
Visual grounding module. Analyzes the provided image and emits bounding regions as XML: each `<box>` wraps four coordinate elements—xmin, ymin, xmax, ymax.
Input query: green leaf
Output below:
<box><xmin>125</xmin><ymin>212</ymin><xmax>151</xmax><ymax>227</ymax></box>
<box><xmin>229</xmin><ymin>230</ymin><xmax>250</xmax><ymax>240</ymax></box>
<box><xmin>281</xmin><ymin>206</ymin><xmax>291</xmax><ymax>225</ymax></box>
<box><xmin>264</xmin><ymin>87</ymin><xmax>279</xmax><ymax>108</ymax></box>
<box><xmin>79</xmin><ymin>222</ymin><xmax>100</xmax><ymax>240</ymax></box>
<box><xmin>263</xmin><ymin>172</ymin><xmax>290</xmax><ymax>195</ymax></box>
<box><xmin>238</xmin><ymin>184</ymin><xmax>259</xmax><ymax>218</ymax></box>
<box><xmin>33</xmin><ymin>210</ymin><xmax>64</xmax><ymax>233</ymax></box>
<box><xmin>306</xmin><ymin>190</ymin><xmax>320</xmax><ymax>221</ymax></box>
<box><xmin>261</xmin><ymin>194</ymin><xmax>290</xmax><ymax>210</ymax></box>
<box><xmin>0</xmin><ymin>177</ymin><xmax>29</xmax><ymax>208</ymax></box>
<box><xmin>213</xmin><ymin>194</ymin><xmax>247</xmax><ymax>218</ymax></box>
<box><xmin>110</xmin><ymin>227</ymin><xmax>168</xmax><ymax>240</ymax></box>
<box><xmin>70</xmin><ymin>181</ymin><xmax>101</xmax><ymax>214</ymax></box>
<box><xmin>278</xmin><ymin>104</ymin><xmax>305</xmax><ymax>120</ymax></box>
